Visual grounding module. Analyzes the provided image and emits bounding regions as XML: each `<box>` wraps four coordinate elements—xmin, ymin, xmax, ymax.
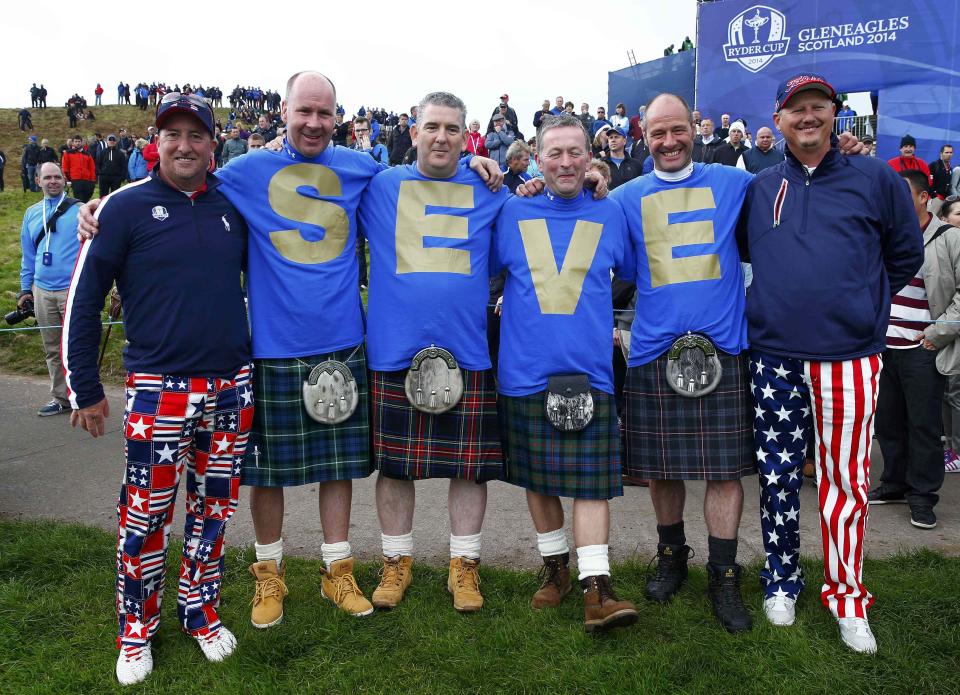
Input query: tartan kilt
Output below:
<box><xmin>372</xmin><ymin>368</ymin><xmax>503</xmax><ymax>481</ymax></box>
<box><xmin>623</xmin><ymin>349</ymin><xmax>755</xmax><ymax>481</ymax></box>
<box><xmin>499</xmin><ymin>391</ymin><xmax>622</xmax><ymax>500</ymax></box>
<box><xmin>241</xmin><ymin>345</ymin><xmax>373</xmax><ymax>487</ymax></box>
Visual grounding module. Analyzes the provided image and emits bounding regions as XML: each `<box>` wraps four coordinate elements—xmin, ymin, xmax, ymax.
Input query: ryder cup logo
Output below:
<box><xmin>151</xmin><ymin>205</ymin><xmax>169</xmax><ymax>221</ymax></box>
<box><xmin>723</xmin><ymin>5</ymin><xmax>790</xmax><ymax>73</ymax></box>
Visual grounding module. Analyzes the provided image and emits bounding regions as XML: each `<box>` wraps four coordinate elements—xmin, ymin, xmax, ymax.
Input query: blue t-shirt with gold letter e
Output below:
<box><xmin>217</xmin><ymin>143</ymin><xmax>384</xmax><ymax>359</ymax></box>
<box><xmin>359</xmin><ymin>163</ymin><xmax>509</xmax><ymax>371</ymax></box>
<box><xmin>494</xmin><ymin>190</ymin><xmax>633</xmax><ymax>396</ymax></box>
<box><xmin>609</xmin><ymin>163</ymin><xmax>750</xmax><ymax>367</ymax></box>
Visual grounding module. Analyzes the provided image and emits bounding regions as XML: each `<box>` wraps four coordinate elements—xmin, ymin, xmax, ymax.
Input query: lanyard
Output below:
<box><xmin>41</xmin><ymin>193</ymin><xmax>66</xmax><ymax>253</ymax></box>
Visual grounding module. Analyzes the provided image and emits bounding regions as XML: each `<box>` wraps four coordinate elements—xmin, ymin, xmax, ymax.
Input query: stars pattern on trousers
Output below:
<box><xmin>751</xmin><ymin>351</ymin><xmax>812</xmax><ymax>602</ymax></box>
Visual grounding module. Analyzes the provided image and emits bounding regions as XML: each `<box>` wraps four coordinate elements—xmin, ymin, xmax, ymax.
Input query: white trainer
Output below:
<box><xmin>838</xmin><ymin>617</ymin><xmax>878</xmax><ymax>654</ymax></box>
<box><xmin>116</xmin><ymin>644</ymin><xmax>153</xmax><ymax>685</ymax></box>
<box><xmin>763</xmin><ymin>595</ymin><xmax>796</xmax><ymax>626</ymax></box>
<box><xmin>195</xmin><ymin>626</ymin><xmax>237</xmax><ymax>663</ymax></box>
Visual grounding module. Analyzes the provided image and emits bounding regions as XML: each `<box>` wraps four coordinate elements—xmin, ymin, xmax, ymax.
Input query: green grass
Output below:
<box><xmin>1</xmin><ymin>520</ymin><xmax>958</xmax><ymax>694</ymax></box>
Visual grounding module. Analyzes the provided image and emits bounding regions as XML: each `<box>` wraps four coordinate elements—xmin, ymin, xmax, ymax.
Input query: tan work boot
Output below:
<box><xmin>371</xmin><ymin>555</ymin><xmax>413</xmax><ymax>609</ymax></box>
<box><xmin>249</xmin><ymin>560</ymin><xmax>288</xmax><ymax>629</ymax></box>
<box><xmin>319</xmin><ymin>557</ymin><xmax>374</xmax><ymax>617</ymax></box>
<box><xmin>531</xmin><ymin>552</ymin><xmax>571</xmax><ymax>609</ymax></box>
<box><xmin>581</xmin><ymin>574</ymin><xmax>639</xmax><ymax>633</ymax></box>
<box><xmin>447</xmin><ymin>557</ymin><xmax>483</xmax><ymax>612</ymax></box>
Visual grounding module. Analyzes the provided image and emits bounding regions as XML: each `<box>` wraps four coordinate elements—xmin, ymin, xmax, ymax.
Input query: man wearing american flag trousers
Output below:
<box><xmin>63</xmin><ymin>94</ymin><xmax>253</xmax><ymax>685</ymax></box>
<box><xmin>738</xmin><ymin>73</ymin><xmax>922</xmax><ymax>653</ymax></box>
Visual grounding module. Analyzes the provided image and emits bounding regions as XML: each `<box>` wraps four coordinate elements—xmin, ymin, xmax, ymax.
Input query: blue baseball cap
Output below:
<box><xmin>775</xmin><ymin>73</ymin><xmax>839</xmax><ymax>112</ymax></box>
<box><xmin>607</xmin><ymin>126</ymin><xmax>628</xmax><ymax>138</ymax></box>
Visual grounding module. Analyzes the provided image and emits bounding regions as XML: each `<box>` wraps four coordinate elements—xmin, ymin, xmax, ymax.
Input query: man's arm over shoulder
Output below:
<box><xmin>62</xmin><ymin>196</ymin><xmax>131</xmax><ymax>409</ymax></box>
<box><xmin>878</xmin><ymin>166</ymin><xmax>924</xmax><ymax>296</ymax></box>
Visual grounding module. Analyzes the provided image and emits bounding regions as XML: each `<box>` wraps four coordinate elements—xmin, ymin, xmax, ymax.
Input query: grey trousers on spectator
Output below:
<box><xmin>944</xmin><ymin>374</ymin><xmax>960</xmax><ymax>452</ymax></box>
<box><xmin>33</xmin><ymin>286</ymin><xmax>69</xmax><ymax>406</ymax></box>
<box><xmin>876</xmin><ymin>346</ymin><xmax>945</xmax><ymax>508</ymax></box>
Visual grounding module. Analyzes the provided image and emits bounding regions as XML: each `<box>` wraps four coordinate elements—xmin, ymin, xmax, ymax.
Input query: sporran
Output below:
<box><xmin>545</xmin><ymin>374</ymin><xmax>594</xmax><ymax>432</ymax></box>
<box><xmin>404</xmin><ymin>345</ymin><xmax>464</xmax><ymax>414</ymax></box>
<box><xmin>664</xmin><ymin>332</ymin><xmax>722</xmax><ymax>398</ymax></box>
<box><xmin>302</xmin><ymin>359</ymin><xmax>359</xmax><ymax>424</ymax></box>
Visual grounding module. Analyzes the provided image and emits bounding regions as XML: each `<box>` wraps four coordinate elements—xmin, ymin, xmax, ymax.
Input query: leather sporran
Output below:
<box><xmin>302</xmin><ymin>360</ymin><xmax>359</xmax><ymax>424</ymax></box>
<box><xmin>404</xmin><ymin>345</ymin><xmax>464</xmax><ymax>414</ymax></box>
<box><xmin>545</xmin><ymin>374</ymin><xmax>594</xmax><ymax>432</ymax></box>
<box><xmin>664</xmin><ymin>333</ymin><xmax>722</xmax><ymax>398</ymax></box>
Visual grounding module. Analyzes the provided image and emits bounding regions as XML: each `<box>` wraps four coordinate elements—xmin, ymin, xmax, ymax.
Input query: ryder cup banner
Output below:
<box><xmin>696</xmin><ymin>1</ymin><xmax>960</xmax><ymax>161</ymax></box>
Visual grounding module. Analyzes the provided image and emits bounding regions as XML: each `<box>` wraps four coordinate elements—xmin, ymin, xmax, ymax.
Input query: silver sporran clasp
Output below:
<box><xmin>302</xmin><ymin>360</ymin><xmax>359</xmax><ymax>424</ymax></box>
<box><xmin>404</xmin><ymin>345</ymin><xmax>464</xmax><ymax>414</ymax></box>
<box><xmin>545</xmin><ymin>374</ymin><xmax>594</xmax><ymax>432</ymax></box>
<box><xmin>665</xmin><ymin>332</ymin><xmax>723</xmax><ymax>398</ymax></box>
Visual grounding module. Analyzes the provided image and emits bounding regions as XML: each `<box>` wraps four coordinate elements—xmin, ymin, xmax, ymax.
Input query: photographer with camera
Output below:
<box><xmin>17</xmin><ymin>161</ymin><xmax>80</xmax><ymax>416</ymax></box>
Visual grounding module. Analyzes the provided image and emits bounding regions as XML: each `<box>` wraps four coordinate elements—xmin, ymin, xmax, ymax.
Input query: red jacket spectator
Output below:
<box><xmin>465</xmin><ymin>129</ymin><xmax>488</xmax><ymax>158</ymax></box>
<box><xmin>143</xmin><ymin>141</ymin><xmax>159</xmax><ymax>172</ymax></box>
<box><xmin>61</xmin><ymin>147</ymin><xmax>96</xmax><ymax>183</ymax></box>
<box><xmin>887</xmin><ymin>135</ymin><xmax>933</xmax><ymax>187</ymax></box>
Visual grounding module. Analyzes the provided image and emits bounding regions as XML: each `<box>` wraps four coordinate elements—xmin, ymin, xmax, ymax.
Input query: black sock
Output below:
<box><xmin>657</xmin><ymin>522</ymin><xmax>685</xmax><ymax>547</ymax></box>
<box><xmin>708</xmin><ymin>536</ymin><xmax>738</xmax><ymax>566</ymax></box>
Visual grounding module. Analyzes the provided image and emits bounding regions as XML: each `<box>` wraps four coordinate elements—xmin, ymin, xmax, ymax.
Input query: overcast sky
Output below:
<box><xmin>6</xmin><ymin>0</ymin><xmax>698</xmax><ymax>130</ymax></box>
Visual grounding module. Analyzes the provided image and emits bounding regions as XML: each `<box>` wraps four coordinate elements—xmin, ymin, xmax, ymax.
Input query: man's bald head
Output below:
<box><xmin>644</xmin><ymin>93</ymin><xmax>695</xmax><ymax>128</ymax></box>
<box><xmin>285</xmin><ymin>71</ymin><xmax>337</xmax><ymax>103</ymax></box>
<box><xmin>755</xmin><ymin>126</ymin><xmax>775</xmax><ymax>152</ymax></box>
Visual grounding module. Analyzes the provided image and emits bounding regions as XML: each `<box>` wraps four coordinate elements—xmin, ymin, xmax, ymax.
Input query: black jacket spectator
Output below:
<box><xmin>693</xmin><ymin>137</ymin><xmax>724</xmax><ymax>163</ymax></box>
<box><xmin>608</xmin><ymin>155</ymin><xmax>644</xmax><ymax>189</ymax></box>
<box><xmin>930</xmin><ymin>158</ymin><xmax>953</xmax><ymax>198</ymax></box>
<box><xmin>710</xmin><ymin>142</ymin><xmax>748</xmax><ymax>167</ymax></box>
<box><xmin>97</xmin><ymin>146</ymin><xmax>127</xmax><ymax>178</ymax></box>
<box><xmin>23</xmin><ymin>142</ymin><xmax>40</xmax><ymax>166</ymax></box>
<box><xmin>37</xmin><ymin>146</ymin><xmax>59</xmax><ymax>164</ymax></box>
<box><xmin>388</xmin><ymin>125</ymin><xmax>412</xmax><ymax>165</ymax></box>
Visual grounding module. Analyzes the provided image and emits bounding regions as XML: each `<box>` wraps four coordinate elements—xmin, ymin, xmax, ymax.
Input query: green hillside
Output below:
<box><xmin>0</xmin><ymin>105</ymin><xmax>233</xmax><ymax>190</ymax></box>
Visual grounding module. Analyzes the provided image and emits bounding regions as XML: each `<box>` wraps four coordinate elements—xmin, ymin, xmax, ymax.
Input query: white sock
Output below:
<box><xmin>450</xmin><ymin>532</ymin><xmax>482</xmax><ymax>560</ymax></box>
<box><xmin>536</xmin><ymin>528</ymin><xmax>569</xmax><ymax>558</ymax></box>
<box><xmin>381</xmin><ymin>532</ymin><xmax>414</xmax><ymax>558</ymax></box>
<box><xmin>255</xmin><ymin>539</ymin><xmax>283</xmax><ymax>565</ymax></box>
<box><xmin>576</xmin><ymin>544</ymin><xmax>610</xmax><ymax>582</ymax></box>
<box><xmin>321</xmin><ymin>541</ymin><xmax>352</xmax><ymax>569</ymax></box>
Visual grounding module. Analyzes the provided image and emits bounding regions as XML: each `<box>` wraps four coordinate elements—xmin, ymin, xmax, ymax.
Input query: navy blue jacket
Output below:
<box><xmin>738</xmin><ymin>138</ymin><xmax>923</xmax><ymax>361</ymax></box>
<box><xmin>63</xmin><ymin>171</ymin><xmax>250</xmax><ymax>409</ymax></box>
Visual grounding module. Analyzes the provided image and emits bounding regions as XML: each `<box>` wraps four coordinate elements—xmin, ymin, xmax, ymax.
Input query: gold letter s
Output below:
<box><xmin>267</xmin><ymin>163</ymin><xmax>349</xmax><ymax>265</ymax></box>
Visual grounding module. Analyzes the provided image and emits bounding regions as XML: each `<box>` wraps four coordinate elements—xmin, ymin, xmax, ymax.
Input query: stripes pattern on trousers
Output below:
<box><xmin>750</xmin><ymin>350</ymin><xmax>881</xmax><ymax>619</ymax></box>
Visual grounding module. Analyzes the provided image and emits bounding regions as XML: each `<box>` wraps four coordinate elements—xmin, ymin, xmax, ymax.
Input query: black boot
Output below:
<box><xmin>645</xmin><ymin>543</ymin><xmax>691</xmax><ymax>603</ymax></box>
<box><xmin>706</xmin><ymin>563</ymin><xmax>752</xmax><ymax>633</ymax></box>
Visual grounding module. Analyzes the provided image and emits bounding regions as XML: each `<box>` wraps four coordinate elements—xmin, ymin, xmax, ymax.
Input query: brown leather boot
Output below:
<box><xmin>531</xmin><ymin>553</ymin><xmax>571</xmax><ymax>609</ymax></box>
<box><xmin>581</xmin><ymin>574</ymin><xmax>638</xmax><ymax>633</ymax></box>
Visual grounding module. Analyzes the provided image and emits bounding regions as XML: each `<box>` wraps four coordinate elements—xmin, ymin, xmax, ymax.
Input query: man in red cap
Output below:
<box><xmin>738</xmin><ymin>72</ymin><xmax>922</xmax><ymax>653</ymax></box>
<box><xmin>64</xmin><ymin>93</ymin><xmax>252</xmax><ymax>684</ymax></box>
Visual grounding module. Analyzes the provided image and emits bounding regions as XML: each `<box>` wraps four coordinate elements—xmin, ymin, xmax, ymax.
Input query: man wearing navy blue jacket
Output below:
<box><xmin>63</xmin><ymin>94</ymin><xmax>252</xmax><ymax>685</ymax></box>
<box><xmin>738</xmin><ymin>74</ymin><xmax>923</xmax><ymax>654</ymax></box>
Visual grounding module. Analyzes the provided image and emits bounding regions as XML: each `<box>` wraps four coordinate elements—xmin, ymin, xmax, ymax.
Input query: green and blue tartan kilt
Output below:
<box><xmin>241</xmin><ymin>345</ymin><xmax>374</xmax><ymax>487</ymax></box>
<box><xmin>499</xmin><ymin>390</ymin><xmax>622</xmax><ymax>500</ymax></box>
<box><xmin>623</xmin><ymin>349</ymin><xmax>755</xmax><ymax>481</ymax></box>
<box><xmin>371</xmin><ymin>368</ymin><xmax>503</xmax><ymax>481</ymax></box>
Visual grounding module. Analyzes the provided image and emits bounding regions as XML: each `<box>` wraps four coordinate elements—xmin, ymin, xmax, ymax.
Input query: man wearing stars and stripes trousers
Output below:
<box><xmin>738</xmin><ymin>73</ymin><xmax>923</xmax><ymax>653</ymax></box>
<box><xmin>62</xmin><ymin>95</ymin><xmax>253</xmax><ymax>685</ymax></box>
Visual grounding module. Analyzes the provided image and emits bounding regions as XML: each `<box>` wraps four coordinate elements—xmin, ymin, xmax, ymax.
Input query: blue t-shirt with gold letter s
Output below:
<box><xmin>217</xmin><ymin>143</ymin><xmax>383</xmax><ymax>359</ymax></box>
